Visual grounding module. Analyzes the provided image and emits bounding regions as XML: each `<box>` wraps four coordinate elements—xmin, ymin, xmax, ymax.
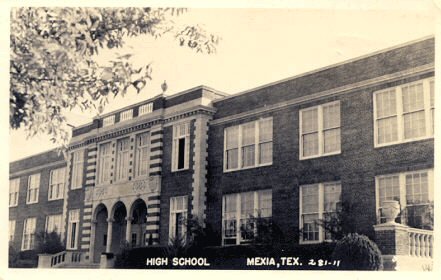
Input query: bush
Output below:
<box><xmin>331</xmin><ymin>233</ymin><xmax>383</xmax><ymax>270</ymax></box>
<box><xmin>35</xmin><ymin>231</ymin><xmax>65</xmax><ymax>254</ymax></box>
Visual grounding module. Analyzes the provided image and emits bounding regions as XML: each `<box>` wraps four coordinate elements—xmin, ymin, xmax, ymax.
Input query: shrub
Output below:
<box><xmin>331</xmin><ymin>233</ymin><xmax>383</xmax><ymax>270</ymax></box>
<box><xmin>9</xmin><ymin>244</ymin><xmax>19</xmax><ymax>268</ymax></box>
<box><xmin>35</xmin><ymin>231</ymin><xmax>65</xmax><ymax>254</ymax></box>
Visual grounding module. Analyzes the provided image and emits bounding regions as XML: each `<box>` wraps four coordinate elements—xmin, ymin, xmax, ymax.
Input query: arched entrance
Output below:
<box><xmin>110</xmin><ymin>201</ymin><xmax>127</xmax><ymax>255</ymax></box>
<box><xmin>129</xmin><ymin>199</ymin><xmax>148</xmax><ymax>247</ymax></box>
<box><xmin>93</xmin><ymin>204</ymin><xmax>108</xmax><ymax>263</ymax></box>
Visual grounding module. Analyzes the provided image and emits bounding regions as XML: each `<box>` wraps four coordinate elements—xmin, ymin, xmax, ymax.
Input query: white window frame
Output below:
<box><xmin>299</xmin><ymin>182</ymin><xmax>342</xmax><ymax>244</ymax></box>
<box><xmin>9</xmin><ymin>178</ymin><xmax>20</xmax><ymax>207</ymax></box>
<box><xmin>9</xmin><ymin>220</ymin><xmax>16</xmax><ymax>242</ymax></box>
<box><xmin>169</xmin><ymin>196</ymin><xmax>188</xmax><ymax>243</ymax></box>
<box><xmin>45</xmin><ymin>214</ymin><xmax>63</xmax><ymax>236</ymax></box>
<box><xmin>375</xmin><ymin>169</ymin><xmax>434</xmax><ymax>224</ymax></box>
<box><xmin>373</xmin><ymin>78</ymin><xmax>434</xmax><ymax>148</ymax></box>
<box><xmin>172</xmin><ymin>122</ymin><xmax>190</xmax><ymax>172</ymax></box>
<box><xmin>139</xmin><ymin>102</ymin><xmax>153</xmax><ymax>116</ymax></box>
<box><xmin>135</xmin><ymin>131</ymin><xmax>150</xmax><ymax>178</ymax></box>
<box><xmin>97</xmin><ymin>142</ymin><xmax>112</xmax><ymax>185</ymax></box>
<box><xmin>299</xmin><ymin>101</ymin><xmax>341</xmax><ymax>160</ymax></box>
<box><xmin>71</xmin><ymin>149</ymin><xmax>84</xmax><ymax>189</ymax></box>
<box><xmin>115</xmin><ymin>137</ymin><xmax>130</xmax><ymax>182</ymax></box>
<box><xmin>120</xmin><ymin>109</ymin><xmax>133</xmax><ymax>122</ymax></box>
<box><xmin>21</xmin><ymin>217</ymin><xmax>36</xmax><ymax>251</ymax></box>
<box><xmin>26</xmin><ymin>173</ymin><xmax>40</xmax><ymax>204</ymax></box>
<box><xmin>102</xmin><ymin>115</ymin><xmax>115</xmax><ymax>127</ymax></box>
<box><xmin>48</xmin><ymin>167</ymin><xmax>65</xmax><ymax>201</ymax></box>
<box><xmin>221</xmin><ymin>189</ymin><xmax>272</xmax><ymax>246</ymax></box>
<box><xmin>223</xmin><ymin>117</ymin><xmax>273</xmax><ymax>172</ymax></box>
<box><xmin>66</xmin><ymin>209</ymin><xmax>80</xmax><ymax>250</ymax></box>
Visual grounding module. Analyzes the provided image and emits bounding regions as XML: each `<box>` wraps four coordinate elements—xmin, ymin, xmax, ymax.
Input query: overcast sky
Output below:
<box><xmin>8</xmin><ymin>5</ymin><xmax>437</xmax><ymax>161</ymax></box>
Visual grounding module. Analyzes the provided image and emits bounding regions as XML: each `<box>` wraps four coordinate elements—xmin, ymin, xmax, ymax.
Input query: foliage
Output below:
<box><xmin>10</xmin><ymin>7</ymin><xmax>219</xmax><ymax>148</ymax></box>
<box><xmin>315</xmin><ymin>200</ymin><xmax>357</xmax><ymax>241</ymax></box>
<box><xmin>402</xmin><ymin>202</ymin><xmax>434</xmax><ymax>230</ymax></box>
<box><xmin>35</xmin><ymin>231</ymin><xmax>65</xmax><ymax>254</ymax></box>
<box><xmin>331</xmin><ymin>233</ymin><xmax>383</xmax><ymax>270</ymax></box>
<box><xmin>8</xmin><ymin>243</ymin><xmax>19</xmax><ymax>268</ymax></box>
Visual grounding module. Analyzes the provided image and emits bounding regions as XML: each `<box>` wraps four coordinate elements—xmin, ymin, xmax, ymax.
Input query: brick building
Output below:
<box><xmin>9</xmin><ymin>37</ymin><xmax>435</xmax><ymax>269</ymax></box>
<box><xmin>9</xmin><ymin>150</ymin><xmax>66</xmax><ymax>252</ymax></box>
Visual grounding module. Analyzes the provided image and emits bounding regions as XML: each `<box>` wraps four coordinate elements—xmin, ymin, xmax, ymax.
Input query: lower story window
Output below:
<box><xmin>9</xmin><ymin>220</ymin><xmax>16</xmax><ymax>243</ymax></box>
<box><xmin>22</xmin><ymin>217</ymin><xmax>36</xmax><ymax>250</ymax></box>
<box><xmin>67</xmin><ymin>209</ymin><xmax>80</xmax><ymax>249</ymax></box>
<box><xmin>300</xmin><ymin>182</ymin><xmax>341</xmax><ymax>243</ymax></box>
<box><xmin>222</xmin><ymin>189</ymin><xmax>272</xmax><ymax>245</ymax></box>
<box><xmin>169</xmin><ymin>196</ymin><xmax>188</xmax><ymax>243</ymax></box>
<box><xmin>376</xmin><ymin>169</ymin><xmax>433</xmax><ymax>229</ymax></box>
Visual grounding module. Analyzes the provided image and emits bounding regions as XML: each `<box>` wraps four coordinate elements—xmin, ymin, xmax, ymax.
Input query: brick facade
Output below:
<box><xmin>9</xmin><ymin>37</ymin><xmax>434</xmax><ymax>264</ymax></box>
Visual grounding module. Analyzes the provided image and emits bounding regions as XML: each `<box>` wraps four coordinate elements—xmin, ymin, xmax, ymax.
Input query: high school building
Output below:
<box><xmin>9</xmin><ymin>37</ymin><xmax>435</xmax><ymax>269</ymax></box>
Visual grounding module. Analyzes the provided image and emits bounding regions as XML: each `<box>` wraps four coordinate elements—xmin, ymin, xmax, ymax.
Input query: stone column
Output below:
<box><xmin>125</xmin><ymin>217</ymin><xmax>133</xmax><ymax>244</ymax></box>
<box><xmin>106</xmin><ymin>218</ymin><xmax>114</xmax><ymax>253</ymax></box>
<box><xmin>89</xmin><ymin>219</ymin><xmax>97</xmax><ymax>262</ymax></box>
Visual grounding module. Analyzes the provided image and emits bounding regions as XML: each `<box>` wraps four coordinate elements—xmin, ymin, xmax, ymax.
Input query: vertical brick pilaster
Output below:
<box><xmin>374</xmin><ymin>223</ymin><xmax>410</xmax><ymax>255</ymax></box>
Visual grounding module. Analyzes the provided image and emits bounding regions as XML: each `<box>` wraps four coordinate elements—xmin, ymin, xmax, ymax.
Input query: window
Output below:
<box><xmin>102</xmin><ymin>115</ymin><xmax>115</xmax><ymax>127</ymax></box>
<box><xmin>222</xmin><ymin>189</ymin><xmax>272</xmax><ymax>245</ymax></box>
<box><xmin>26</xmin><ymin>173</ymin><xmax>40</xmax><ymax>204</ymax></box>
<box><xmin>139</xmin><ymin>102</ymin><xmax>153</xmax><ymax>116</ymax></box>
<box><xmin>224</xmin><ymin>118</ymin><xmax>273</xmax><ymax>171</ymax></box>
<box><xmin>115</xmin><ymin>138</ymin><xmax>130</xmax><ymax>181</ymax></box>
<box><xmin>67</xmin><ymin>210</ymin><xmax>80</xmax><ymax>249</ymax></box>
<box><xmin>299</xmin><ymin>182</ymin><xmax>341</xmax><ymax>243</ymax></box>
<box><xmin>49</xmin><ymin>168</ymin><xmax>65</xmax><ymax>200</ymax></box>
<box><xmin>9</xmin><ymin>220</ymin><xmax>15</xmax><ymax>242</ymax></box>
<box><xmin>300</xmin><ymin>101</ymin><xmax>341</xmax><ymax>159</ymax></box>
<box><xmin>172</xmin><ymin>122</ymin><xmax>190</xmax><ymax>171</ymax></box>
<box><xmin>71</xmin><ymin>150</ymin><xmax>84</xmax><ymax>189</ymax></box>
<box><xmin>120</xmin><ymin>109</ymin><xmax>133</xmax><ymax>122</ymax></box>
<box><xmin>98</xmin><ymin>142</ymin><xmax>112</xmax><ymax>184</ymax></box>
<box><xmin>376</xmin><ymin>169</ymin><xmax>433</xmax><ymax>229</ymax></box>
<box><xmin>45</xmin><ymin>214</ymin><xmax>63</xmax><ymax>236</ymax></box>
<box><xmin>135</xmin><ymin>132</ymin><xmax>150</xmax><ymax>177</ymax></box>
<box><xmin>9</xmin><ymin>178</ymin><xmax>19</xmax><ymax>207</ymax></box>
<box><xmin>169</xmin><ymin>196</ymin><xmax>188</xmax><ymax>242</ymax></box>
<box><xmin>22</xmin><ymin>217</ymin><xmax>36</xmax><ymax>250</ymax></box>
<box><xmin>374</xmin><ymin>78</ymin><xmax>434</xmax><ymax>146</ymax></box>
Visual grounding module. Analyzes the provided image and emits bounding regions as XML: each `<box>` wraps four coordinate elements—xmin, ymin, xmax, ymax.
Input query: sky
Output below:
<box><xmin>7</xmin><ymin>4</ymin><xmax>438</xmax><ymax>161</ymax></box>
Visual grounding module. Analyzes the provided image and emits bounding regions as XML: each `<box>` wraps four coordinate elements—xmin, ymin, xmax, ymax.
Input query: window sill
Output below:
<box><xmin>48</xmin><ymin>198</ymin><xmax>64</xmax><ymax>201</ymax></box>
<box><xmin>300</xmin><ymin>151</ymin><xmax>341</xmax><ymax>161</ymax></box>
<box><xmin>9</xmin><ymin>205</ymin><xmax>18</xmax><ymax>208</ymax></box>
<box><xmin>374</xmin><ymin>135</ymin><xmax>434</xmax><ymax>149</ymax></box>
<box><xmin>26</xmin><ymin>201</ymin><xmax>38</xmax><ymax>205</ymax></box>
<box><xmin>171</xmin><ymin>168</ymin><xmax>190</xmax><ymax>173</ymax></box>
<box><xmin>223</xmin><ymin>162</ymin><xmax>273</xmax><ymax>173</ymax></box>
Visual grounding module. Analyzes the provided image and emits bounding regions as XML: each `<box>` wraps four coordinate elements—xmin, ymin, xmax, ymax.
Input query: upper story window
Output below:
<box><xmin>222</xmin><ymin>189</ymin><xmax>272</xmax><ymax>245</ymax></box>
<box><xmin>102</xmin><ymin>115</ymin><xmax>115</xmax><ymax>127</ymax></box>
<box><xmin>172</xmin><ymin>122</ymin><xmax>190</xmax><ymax>171</ymax></box>
<box><xmin>71</xmin><ymin>150</ymin><xmax>84</xmax><ymax>189</ymax></box>
<box><xmin>374</xmin><ymin>78</ymin><xmax>434</xmax><ymax>147</ymax></box>
<box><xmin>120</xmin><ymin>109</ymin><xmax>133</xmax><ymax>122</ymax></box>
<box><xmin>376</xmin><ymin>169</ymin><xmax>433</xmax><ymax>229</ymax></box>
<box><xmin>9</xmin><ymin>178</ymin><xmax>19</xmax><ymax>207</ymax></box>
<box><xmin>300</xmin><ymin>101</ymin><xmax>341</xmax><ymax>159</ymax></box>
<box><xmin>299</xmin><ymin>182</ymin><xmax>341</xmax><ymax>243</ymax></box>
<box><xmin>135</xmin><ymin>132</ymin><xmax>150</xmax><ymax>177</ymax></box>
<box><xmin>22</xmin><ymin>217</ymin><xmax>36</xmax><ymax>250</ymax></box>
<box><xmin>45</xmin><ymin>214</ymin><xmax>63</xmax><ymax>236</ymax></box>
<box><xmin>169</xmin><ymin>195</ymin><xmax>188</xmax><ymax>243</ymax></box>
<box><xmin>115</xmin><ymin>137</ymin><xmax>130</xmax><ymax>181</ymax></box>
<box><xmin>49</xmin><ymin>167</ymin><xmax>65</xmax><ymax>200</ymax></box>
<box><xmin>139</xmin><ymin>102</ymin><xmax>153</xmax><ymax>116</ymax></box>
<box><xmin>26</xmin><ymin>173</ymin><xmax>40</xmax><ymax>204</ymax></box>
<box><xmin>9</xmin><ymin>220</ymin><xmax>15</xmax><ymax>242</ymax></box>
<box><xmin>224</xmin><ymin>118</ymin><xmax>273</xmax><ymax>172</ymax></box>
<box><xmin>98</xmin><ymin>142</ymin><xmax>112</xmax><ymax>184</ymax></box>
